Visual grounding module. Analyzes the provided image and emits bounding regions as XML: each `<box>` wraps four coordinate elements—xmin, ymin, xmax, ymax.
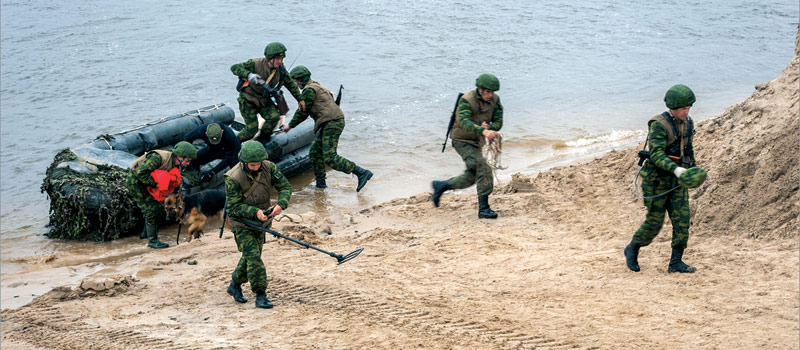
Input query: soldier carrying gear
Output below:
<box><xmin>431</xmin><ymin>73</ymin><xmax>503</xmax><ymax>219</ymax></box>
<box><xmin>625</xmin><ymin>84</ymin><xmax>702</xmax><ymax>274</ymax></box>
<box><xmin>283</xmin><ymin>65</ymin><xmax>373</xmax><ymax>192</ymax></box>
<box><xmin>183</xmin><ymin>122</ymin><xmax>242</xmax><ymax>184</ymax></box>
<box><xmin>231</xmin><ymin>42</ymin><xmax>306</xmax><ymax>143</ymax></box>
<box><xmin>224</xmin><ymin>140</ymin><xmax>292</xmax><ymax>309</ymax></box>
<box><xmin>126</xmin><ymin>141</ymin><xmax>197</xmax><ymax>249</ymax></box>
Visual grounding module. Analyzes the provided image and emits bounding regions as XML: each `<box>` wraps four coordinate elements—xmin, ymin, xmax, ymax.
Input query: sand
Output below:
<box><xmin>2</xmin><ymin>33</ymin><xmax>797</xmax><ymax>350</ymax></box>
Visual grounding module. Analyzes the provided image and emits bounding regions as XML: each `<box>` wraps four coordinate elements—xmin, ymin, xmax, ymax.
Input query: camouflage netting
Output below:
<box><xmin>40</xmin><ymin>148</ymin><xmax>142</xmax><ymax>241</ymax></box>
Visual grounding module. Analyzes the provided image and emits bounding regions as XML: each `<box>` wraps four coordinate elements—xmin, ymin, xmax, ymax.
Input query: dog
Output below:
<box><xmin>163</xmin><ymin>189</ymin><xmax>227</xmax><ymax>242</ymax></box>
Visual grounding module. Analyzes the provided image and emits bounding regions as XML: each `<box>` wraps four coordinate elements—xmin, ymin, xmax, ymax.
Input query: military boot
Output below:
<box><xmin>145</xmin><ymin>222</ymin><xmax>169</xmax><ymax>249</ymax></box>
<box><xmin>315</xmin><ymin>177</ymin><xmax>328</xmax><ymax>189</ymax></box>
<box><xmin>255</xmin><ymin>293</ymin><xmax>273</xmax><ymax>309</ymax></box>
<box><xmin>139</xmin><ymin>225</ymin><xmax>147</xmax><ymax>239</ymax></box>
<box><xmin>255</xmin><ymin>132</ymin><xmax>271</xmax><ymax>144</ymax></box>
<box><xmin>624</xmin><ymin>241</ymin><xmax>641</xmax><ymax>272</ymax></box>
<box><xmin>478</xmin><ymin>195</ymin><xmax>498</xmax><ymax>219</ymax></box>
<box><xmin>431</xmin><ymin>180</ymin><xmax>450</xmax><ymax>207</ymax></box>
<box><xmin>667</xmin><ymin>248</ymin><xmax>696</xmax><ymax>273</ymax></box>
<box><xmin>353</xmin><ymin>165</ymin><xmax>373</xmax><ymax>192</ymax></box>
<box><xmin>226</xmin><ymin>280</ymin><xmax>248</xmax><ymax>303</ymax></box>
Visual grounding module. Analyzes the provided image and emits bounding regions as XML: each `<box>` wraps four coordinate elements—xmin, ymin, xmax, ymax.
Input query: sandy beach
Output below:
<box><xmin>2</xmin><ymin>30</ymin><xmax>798</xmax><ymax>350</ymax></box>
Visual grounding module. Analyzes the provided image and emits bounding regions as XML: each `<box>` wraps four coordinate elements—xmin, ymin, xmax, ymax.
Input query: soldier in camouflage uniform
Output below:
<box><xmin>126</xmin><ymin>141</ymin><xmax>197</xmax><ymax>249</ymax></box>
<box><xmin>225</xmin><ymin>141</ymin><xmax>292</xmax><ymax>309</ymax></box>
<box><xmin>625</xmin><ymin>84</ymin><xmax>698</xmax><ymax>273</ymax></box>
<box><xmin>231</xmin><ymin>42</ymin><xmax>305</xmax><ymax>143</ymax></box>
<box><xmin>431</xmin><ymin>74</ymin><xmax>503</xmax><ymax>219</ymax></box>
<box><xmin>282</xmin><ymin>65</ymin><xmax>373</xmax><ymax>191</ymax></box>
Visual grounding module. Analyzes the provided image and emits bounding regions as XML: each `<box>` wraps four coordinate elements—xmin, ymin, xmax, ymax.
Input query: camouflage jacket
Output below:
<box><xmin>224</xmin><ymin>164</ymin><xmax>291</xmax><ymax>219</ymax></box>
<box><xmin>230</xmin><ymin>59</ymin><xmax>303</xmax><ymax>102</ymax></box>
<box><xmin>456</xmin><ymin>92</ymin><xmax>503</xmax><ymax>135</ymax></box>
<box><xmin>645</xmin><ymin>118</ymin><xmax>696</xmax><ymax>179</ymax></box>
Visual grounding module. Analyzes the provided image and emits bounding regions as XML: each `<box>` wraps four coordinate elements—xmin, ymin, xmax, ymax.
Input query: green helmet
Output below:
<box><xmin>264</xmin><ymin>42</ymin><xmax>287</xmax><ymax>59</ymax></box>
<box><xmin>289</xmin><ymin>65</ymin><xmax>311</xmax><ymax>81</ymax></box>
<box><xmin>475</xmin><ymin>73</ymin><xmax>500</xmax><ymax>91</ymax></box>
<box><xmin>238</xmin><ymin>140</ymin><xmax>268</xmax><ymax>163</ymax></box>
<box><xmin>677</xmin><ymin>166</ymin><xmax>707</xmax><ymax>189</ymax></box>
<box><xmin>172</xmin><ymin>141</ymin><xmax>197</xmax><ymax>159</ymax></box>
<box><xmin>664</xmin><ymin>84</ymin><xmax>696</xmax><ymax>110</ymax></box>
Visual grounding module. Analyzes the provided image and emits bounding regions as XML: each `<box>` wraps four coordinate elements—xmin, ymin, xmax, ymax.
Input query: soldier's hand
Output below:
<box><xmin>199</xmin><ymin>170</ymin><xmax>214</xmax><ymax>183</ymax></box>
<box><xmin>247</xmin><ymin>73</ymin><xmax>264</xmax><ymax>85</ymax></box>
<box><xmin>282</xmin><ymin>124</ymin><xmax>292</xmax><ymax>133</ymax></box>
<box><xmin>673</xmin><ymin>167</ymin><xmax>687</xmax><ymax>178</ymax></box>
<box><xmin>256</xmin><ymin>209</ymin><xmax>269</xmax><ymax>222</ymax></box>
<box><xmin>481</xmin><ymin>121</ymin><xmax>490</xmax><ymax>129</ymax></box>
<box><xmin>268</xmin><ymin>205</ymin><xmax>282</xmax><ymax>217</ymax></box>
<box><xmin>298</xmin><ymin>100</ymin><xmax>306</xmax><ymax>111</ymax></box>
<box><xmin>482</xmin><ymin>129</ymin><xmax>499</xmax><ymax>141</ymax></box>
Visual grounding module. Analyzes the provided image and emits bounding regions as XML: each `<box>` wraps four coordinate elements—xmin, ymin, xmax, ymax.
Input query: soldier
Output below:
<box><xmin>625</xmin><ymin>84</ymin><xmax>699</xmax><ymax>273</ymax></box>
<box><xmin>231</xmin><ymin>42</ymin><xmax>305</xmax><ymax>143</ymax></box>
<box><xmin>183</xmin><ymin>122</ymin><xmax>241</xmax><ymax>184</ymax></box>
<box><xmin>127</xmin><ymin>141</ymin><xmax>197</xmax><ymax>249</ymax></box>
<box><xmin>282</xmin><ymin>65</ymin><xmax>373</xmax><ymax>191</ymax></box>
<box><xmin>225</xmin><ymin>141</ymin><xmax>292</xmax><ymax>309</ymax></box>
<box><xmin>431</xmin><ymin>74</ymin><xmax>503</xmax><ymax>219</ymax></box>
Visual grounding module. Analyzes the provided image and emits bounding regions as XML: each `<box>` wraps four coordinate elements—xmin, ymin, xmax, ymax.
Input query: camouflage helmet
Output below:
<box><xmin>264</xmin><ymin>42</ymin><xmax>287</xmax><ymax>59</ymax></box>
<box><xmin>475</xmin><ymin>73</ymin><xmax>500</xmax><ymax>91</ymax></box>
<box><xmin>172</xmin><ymin>141</ymin><xmax>197</xmax><ymax>159</ymax></box>
<box><xmin>289</xmin><ymin>65</ymin><xmax>311</xmax><ymax>80</ymax></box>
<box><xmin>664</xmin><ymin>84</ymin><xmax>696</xmax><ymax>110</ymax></box>
<box><xmin>677</xmin><ymin>166</ymin><xmax>707</xmax><ymax>189</ymax></box>
<box><xmin>238</xmin><ymin>140</ymin><xmax>268</xmax><ymax>163</ymax></box>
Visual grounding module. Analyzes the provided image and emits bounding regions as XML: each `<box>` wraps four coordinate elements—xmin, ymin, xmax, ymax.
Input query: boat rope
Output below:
<box><xmin>482</xmin><ymin>133</ymin><xmax>507</xmax><ymax>182</ymax></box>
<box><xmin>94</xmin><ymin>104</ymin><xmax>223</xmax><ymax>149</ymax></box>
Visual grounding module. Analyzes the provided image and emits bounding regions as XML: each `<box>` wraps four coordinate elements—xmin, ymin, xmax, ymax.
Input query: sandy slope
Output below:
<box><xmin>2</xmin><ymin>35</ymin><xmax>797</xmax><ymax>350</ymax></box>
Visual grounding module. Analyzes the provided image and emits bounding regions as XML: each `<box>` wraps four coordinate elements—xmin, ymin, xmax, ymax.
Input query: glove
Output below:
<box><xmin>200</xmin><ymin>170</ymin><xmax>215</xmax><ymax>183</ymax></box>
<box><xmin>247</xmin><ymin>73</ymin><xmax>264</xmax><ymax>85</ymax></box>
<box><xmin>673</xmin><ymin>167</ymin><xmax>687</xmax><ymax>178</ymax></box>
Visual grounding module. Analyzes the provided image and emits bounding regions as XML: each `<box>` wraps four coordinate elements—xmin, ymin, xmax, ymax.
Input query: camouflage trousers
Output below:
<box><xmin>311</xmin><ymin>118</ymin><xmax>356</xmax><ymax>178</ymax></box>
<box><xmin>125</xmin><ymin>173</ymin><xmax>162</xmax><ymax>224</ymax></box>
<box><xmin>237</xmin><ymin>95</ymin><xmax>280</xmax><ymax>142</ymax></box>
<box><xmin>448</xmin><ymin>140</ymin><xmax>493</xmax><ymax>196</ymax></box>
<box><xmin>232</xmin><ymin>227</ymin><xmax>268</xmax><ymax>294</ymax></box>
<box><xmin>632</xmin><ymin>175</ymin><xmax>691</xmax><ymax>249</ymax></box>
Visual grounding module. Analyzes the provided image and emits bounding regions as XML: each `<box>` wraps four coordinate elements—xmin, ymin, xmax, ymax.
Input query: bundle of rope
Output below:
<box><xmin>482</xmin><ymin>133</ymin><xmax>507</xmax><ymax>182</ymax></box>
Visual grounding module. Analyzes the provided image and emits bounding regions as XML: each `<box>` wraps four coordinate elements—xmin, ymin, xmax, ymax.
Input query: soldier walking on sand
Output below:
<box><xmin>231</xmin><ymin>42</ymin><xmax>306</xmax><ymax>143</ymax></box>
<box><xmin>127</xmin><ymin>141</ymin><xmax>197</xmax><ymax>249</ymax></box>
<box><xmin>224</xmin><ymin>141</ymin><xmax>292</xmax><ymax>309</ymax></box>
<box><xmin>431</xmin><ymin>74</ymin><xmax>503</xmax><ymax>219</ymax></box>
<box><xmin>282</xmin><ymin>65</ymin><xmax>373</xmax><ymax>191</ymax></box>
<box><xmin>625</xmin><ymin>84</ymin><xmax>706</xmax><ymax>273</ymax></box>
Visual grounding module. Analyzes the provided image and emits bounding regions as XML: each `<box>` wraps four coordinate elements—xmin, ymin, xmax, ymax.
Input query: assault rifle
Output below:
<box><xmin>442</xmin><ymin>92</ymin><xmax>464</xmax><ymax>152</ymax></box>
<box><xmin>335</xmin><ymin>85</ymin><xmax>344</xmax><ymax>106</ymax></box>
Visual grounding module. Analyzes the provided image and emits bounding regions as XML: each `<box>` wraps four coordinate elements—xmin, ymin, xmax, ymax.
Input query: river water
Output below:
<box><xmin>1</xmin><ymin>0</ymin><xmax>797</xmax><ymax>308</ymax></box>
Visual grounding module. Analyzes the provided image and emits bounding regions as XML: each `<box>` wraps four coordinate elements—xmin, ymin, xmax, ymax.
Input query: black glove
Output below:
<box><xmin>200</xmin><ymin>170</ymin><xmax>215</xmax><ymax>183</ymax></box>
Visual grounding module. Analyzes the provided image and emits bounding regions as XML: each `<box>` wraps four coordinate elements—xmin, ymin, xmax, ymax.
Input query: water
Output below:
<box><xmin>1</xmin><ymin>0</ymin><xmax>797</xmax><ymax>307</ymax></box>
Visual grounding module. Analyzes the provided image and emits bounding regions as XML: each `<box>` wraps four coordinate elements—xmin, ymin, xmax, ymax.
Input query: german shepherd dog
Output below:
<box><xmin>163</xmin><ymin>189</ymin><xmax>226</xmax><ymax>242</ymax></box>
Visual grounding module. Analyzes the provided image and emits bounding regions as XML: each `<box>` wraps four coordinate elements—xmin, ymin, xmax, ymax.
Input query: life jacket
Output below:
<box><xmin>225</xmin><ymin>160</ymin><xmax>274</xmax><ymax>229</ymax></box>
<box><xmin>648</xmin><ymin>112</ymin><xmax>695</xmax><ymax>166</ymax></box>
<box><xmin>147</xmin><ymin>168</ymin><xmax>181</xmax><ymax>202</ymax></box>
<box><xmin>240</xmin><ymin>58</ymin><xmax>287</xmax><ymax>109</ymax></box>
<box><xmin>304</xmin><ymin>80</ymin><xmax>344</xmax><ymax>133</ymax></box>
<box><xmin>131</xmin><ymin>150</ymin><xmax>175</xmax><ymax>173</ymax></box>
<box><xmin>449</xmin><ymin>89</ymin><xmax>498</xmax><ymax>147</ymax></box>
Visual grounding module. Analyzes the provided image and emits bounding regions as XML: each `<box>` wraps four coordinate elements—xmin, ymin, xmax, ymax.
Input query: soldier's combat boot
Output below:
<box><xmin>139</xmin><ymin>226</ymin><xmax>147</xmax><ymax>239</ymax></box>
<box><xmin>667</xmin><ymin>248</ymin><xmax>696</xmax><ymax>273</ymax></box>
<box><xmin>353</xmin><ymin>165</ymin><xmax>373</xmax><ymax>192</ymax></box>
<box><xmin>431</xmin><ymin>180</ymin><xmax>450</xmax><ymax>207</ymax></box>
<box><xmin>478</xmin><ymin>195</ymin><xmax>498</xmax><ymax>219</ymax></box>
<box><xmin>624</xmin><ymin>240</ymin><xmax>641</xmax><ymax>272</ymax></box>
<box><xmin>255</xmin><ymin>293</ymin><xmax>273</xmax><ymax>309</ymax></box>
<box><xmin>315</xmin><ymin>177</ymin><xmax>327</xmax><ymax>189</ymax></box>
<box><xmin>145</xmin><ymin>222</ymin><xmax>169</xmax><ymax>249</ymax></box>
<box><xmin>227</xmin><ymin>280</ymin><xmax>248</xmax><ymax>303</ymax></box>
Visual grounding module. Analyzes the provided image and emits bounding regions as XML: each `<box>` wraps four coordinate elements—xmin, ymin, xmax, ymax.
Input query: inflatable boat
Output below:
<box><xmin>41</xmin><ymin>103</ymin><xmax>314</xmax><ymax>242</ymax></box>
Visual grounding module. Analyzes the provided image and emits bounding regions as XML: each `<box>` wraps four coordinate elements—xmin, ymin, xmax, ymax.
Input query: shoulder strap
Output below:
<box><xmin>242</xmin><ymin>171</ymin><xmax>263</xmax><ymax>198</ymax></box>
